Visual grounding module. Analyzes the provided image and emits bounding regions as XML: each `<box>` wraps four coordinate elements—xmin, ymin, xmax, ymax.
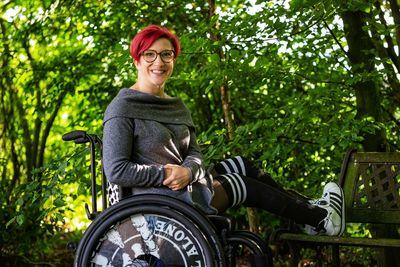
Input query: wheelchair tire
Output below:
<box><xmin>74</xmin><ymin>194</ymin><xmax>225</xmax><ymax>267</ymax></box>
<box><xmin>229</xmin><ymin>230</ymin><xmax>269</xmax><ymax>254</ymax></box>
<box><xmin>227</xmin><ymin>230</ymin><xmax>273</xmax><ymax>267</ymax></box>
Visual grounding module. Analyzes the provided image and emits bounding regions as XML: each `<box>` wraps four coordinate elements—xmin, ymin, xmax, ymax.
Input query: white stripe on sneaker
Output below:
<box><xmin>330</xmin><ymin>194</ymin><xmax>342</xmax><ymax>215</ymax></box>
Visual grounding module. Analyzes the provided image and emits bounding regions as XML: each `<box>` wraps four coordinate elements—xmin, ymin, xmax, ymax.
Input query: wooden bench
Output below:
<box><xmin>270</xmin><ymin>149</ymin><xmax>400</xmax><ymax>266</ymax></box>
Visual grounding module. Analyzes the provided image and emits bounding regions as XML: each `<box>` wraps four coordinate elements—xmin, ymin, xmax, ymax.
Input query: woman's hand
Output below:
<box><xmin>163</xmin><ymin>164</ymin><xmax>191</xmax><ymax>191</ymax></box>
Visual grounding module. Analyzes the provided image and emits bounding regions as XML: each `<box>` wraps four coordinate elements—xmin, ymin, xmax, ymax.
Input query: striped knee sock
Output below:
<box><xmin>213</xmin><ymin>156</ymin><xmax>285</xmax><ymax>191</ymax></box>
<box><xmin>214</xmin><ymin>173</ymin><xmax>247</xmax><ymax>207</ymax></box>
<box><xmin>215</xmin><ymin>173</ymin><xmax>327</xmax><ymax>226</ymax></box>
<box><xmin>215</xmin><ymin>156</ymin><xmax>248</xmax><ymax>176</ymax></box>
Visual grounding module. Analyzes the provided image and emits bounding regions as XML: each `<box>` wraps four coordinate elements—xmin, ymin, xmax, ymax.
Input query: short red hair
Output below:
<box><xmin>130</xmin><ymin>25</ymin><xmax>181</xmax><ymax>61</ymax></box>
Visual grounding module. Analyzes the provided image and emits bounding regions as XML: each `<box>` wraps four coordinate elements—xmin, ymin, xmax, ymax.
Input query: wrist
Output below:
<box><xmin>185</xmin><ymin>167</ymin><xmax>193</xmax><ymax>182</ymax></box>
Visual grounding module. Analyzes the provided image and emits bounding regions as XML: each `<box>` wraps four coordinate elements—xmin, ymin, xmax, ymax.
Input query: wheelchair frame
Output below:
<box><xmin>63</xmin><ymin>130</ymin><xmax>272</xmax><ymax>267</ymax></box>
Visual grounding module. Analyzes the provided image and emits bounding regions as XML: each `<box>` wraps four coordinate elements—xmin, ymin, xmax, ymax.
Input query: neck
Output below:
<box><xmin>131</xmin><ymin>81</ymin><xmax>165</xmax><ymax>97</ymax></box>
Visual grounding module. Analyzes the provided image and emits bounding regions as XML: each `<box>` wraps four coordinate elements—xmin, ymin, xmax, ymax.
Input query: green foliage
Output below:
<box><xmin>1</xmin><ymin>151</ymin><xmax>87</xmax><ymax>262</ymax></box>
<box><xmin>1</xmin><ymin>0</ymin><xmax>400</xmax><ymax>265</ymax></box>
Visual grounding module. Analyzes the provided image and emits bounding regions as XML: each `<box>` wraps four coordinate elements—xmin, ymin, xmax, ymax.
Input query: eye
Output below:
<box><xmin>161</xmin><ymin>50</ymin><xmax>174</xmax><ymax>57</ymax></box>
<box><xmin>144</xmin><ymin>51</ymin><xmax>156</xmax><ymax>57</ymax></box>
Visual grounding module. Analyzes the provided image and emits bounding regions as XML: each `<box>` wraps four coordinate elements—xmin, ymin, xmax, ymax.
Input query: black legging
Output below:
<box><xmin>212</xmin><ymin>156</ymin><xmax>327</xmax><ymax>227</ymax></box>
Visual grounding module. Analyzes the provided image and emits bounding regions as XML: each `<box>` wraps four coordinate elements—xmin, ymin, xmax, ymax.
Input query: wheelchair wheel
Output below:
<box><xmin>74</xmin><ymin>194</ymin><xmax>224</xmax><ymax>267</ymax></box>
<box><xmin>227</xmin><ymin>230</ymin><xmax>272</xmax><ymax>267</ymax></box>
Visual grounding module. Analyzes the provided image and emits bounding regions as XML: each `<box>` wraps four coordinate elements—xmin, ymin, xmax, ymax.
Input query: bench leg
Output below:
<box><xmin>331</xmin><ymin>244</ymin><xmax>340</xmax><ymax>267</ymax></box>
<box><xmin>286</xmin><ymin>241</ymin><xmax>300</xmax><ymax>267</ymax></box>
<box><xmin>250</xmin><ymin>254</ymin><xmax>273</xmax><ymax>267</ymax></box>
<box><xmin>316</xmin><ymin>245</ymin><xmax>324</xmax><ymax>266</ymax></box>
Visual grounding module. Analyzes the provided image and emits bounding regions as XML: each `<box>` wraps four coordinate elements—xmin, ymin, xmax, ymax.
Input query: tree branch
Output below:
<box><xmin>388</xmin><ymin>0</ymin><xmax>400</xmax><ymax>57</ymax></box>
<box><xmin>373</xmin><ymin>1</ymin><xmax>400</xmax><ymax>73</ymax></box>
<box><xmin>38</xmin><ymin>90</ymin><xmax>67</xmax><ymax>168</ymax></box>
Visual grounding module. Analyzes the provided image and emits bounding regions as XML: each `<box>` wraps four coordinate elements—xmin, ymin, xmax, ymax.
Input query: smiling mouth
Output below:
<box><xmin>151</xmin><ymin>69</ymin><xmax>166</xmax><ymax>74</ymax></box>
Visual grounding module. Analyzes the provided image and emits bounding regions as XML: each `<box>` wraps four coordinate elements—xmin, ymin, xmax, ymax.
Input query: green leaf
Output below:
<box><xmin>54</xmin><ymin>198</ymin><xmax>66</xmax><ymax>207</ymax></box>
<box><xmin>6</xmin><ymin>217</ymin><xmax>16</xmax><ymax>229</ymax></box>
<box><xmin>209</xmin><ymin>54</ymin><xmax>220</xmax><ymax>63</ymax></box>
<box><xmin>16</xmin><ymin>214</ymin><xmax>25</xmax><ymax>226</ymax></box>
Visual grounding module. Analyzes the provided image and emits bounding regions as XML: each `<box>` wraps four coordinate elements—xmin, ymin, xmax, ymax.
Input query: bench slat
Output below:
<box><xmin>279</xmin><ymin>233</ymin><xmax>400</xmax><ymax>248</ymax></box>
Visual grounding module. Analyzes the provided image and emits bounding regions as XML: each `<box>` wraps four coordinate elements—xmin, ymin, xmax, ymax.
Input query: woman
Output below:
<box><xmin>103</xmin><ymin>24</ymin><xmax>345</xmax><ymax>236</ymax></box>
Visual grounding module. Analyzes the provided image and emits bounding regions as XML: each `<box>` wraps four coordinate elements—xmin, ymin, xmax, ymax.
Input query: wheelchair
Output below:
<box><xmin>63</xmin><ymin>130</ymin><xmax>273</xmax><ymax>267</ymax></box>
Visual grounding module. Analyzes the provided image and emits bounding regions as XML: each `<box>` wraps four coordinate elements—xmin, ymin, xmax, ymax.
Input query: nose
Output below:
<box><xmin>153</xmin><ymin>54</ymin><xmax>165</xmax><ymax>65</ymax></box>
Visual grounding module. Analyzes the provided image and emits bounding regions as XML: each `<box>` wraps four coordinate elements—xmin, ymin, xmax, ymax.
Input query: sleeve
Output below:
<box><xmin>103</xmin><ymin>117</ymin><xmax>165</xmax><ymax>187</ymax></box>
<box><xmin>181</xmin><ymin>129</ymin><xmax>206</xmax><ymax>183</ymax></box>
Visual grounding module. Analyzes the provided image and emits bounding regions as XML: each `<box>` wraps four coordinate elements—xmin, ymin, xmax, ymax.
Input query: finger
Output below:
<box><xmin>163</xmin><ymin>169</ymin><xmax>174</xmax><ymax>185</ymax></box>
<box><xmin>163</xmin><ymin>179</ymin><xmax>173</xmax><ymax>186</ymax></box>
<box><xmin>163</xmin><ymin>175</ymin><xmax>175</xmax><ymax>185</ymax></box>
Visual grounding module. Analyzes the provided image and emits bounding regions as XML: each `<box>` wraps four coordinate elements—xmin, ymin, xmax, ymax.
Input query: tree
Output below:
<box><xmin>339</xmin><ymin>2</ymin><xmax>400</xmax><ymax>265</ymax></box>
<box><xmin>1</xmin><ymin>0</ymin><xmax>399</xmax><ymax>265</ymax></box>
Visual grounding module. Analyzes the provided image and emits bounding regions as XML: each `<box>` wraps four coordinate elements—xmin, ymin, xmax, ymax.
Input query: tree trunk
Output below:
<box><xmin>341</xmin><ymin>10</ymin><xmax>397</xmax><ymax>267</ymax></box>
<box><xmin>341</xmin><ymin>10</ymin><xmax>387</xmax><ymax>152</ymax></box>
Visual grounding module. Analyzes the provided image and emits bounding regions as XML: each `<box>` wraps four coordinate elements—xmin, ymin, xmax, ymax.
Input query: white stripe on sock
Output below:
<box><xmin>224</xmin><ymin>173</ymin><xmax>247</xmax><ymax>206</ymax></box>
<box><xmin>235</xmin><ymin>156</ymin><xmax>247</xmax><ymax>176</ymax></box>
<box><xmin>220</xmin><ymin>161</ymin><xmax>232</xmax><ymax>173</ymax></box>
<box><xmin>221</xmin><ymin>174</ymin><xmax>238</xmax><ymax>206</ymax></box>
<box><xmin>227</xmin><ymin>174</ymin><xmax>242</xmax><ymax>206</ymax></box>
<box><xmin>232</xmin><ymin>173</ymin><xmax>247</xmax><ymax>204</ymax></box>
<box><xmin>227</xmin><ymin>158</ymin><xmax>239</xmax><ymax>173</ymax></box>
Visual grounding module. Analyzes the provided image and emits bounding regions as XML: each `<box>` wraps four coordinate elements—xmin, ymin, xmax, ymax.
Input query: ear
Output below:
<box><xmin>134</xmin><ymin>59</ymin><xmax>140</xmax><ymax>68</ymax></box>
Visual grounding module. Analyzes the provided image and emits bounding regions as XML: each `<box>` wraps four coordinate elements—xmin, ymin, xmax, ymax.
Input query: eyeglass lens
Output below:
<box><xmin>142</xmin><ymin>50</ymin><xmax>175</xmax><ymax>63</ymax></box>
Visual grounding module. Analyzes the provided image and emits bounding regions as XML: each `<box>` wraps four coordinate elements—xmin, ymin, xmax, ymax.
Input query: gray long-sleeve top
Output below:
<box><xmin>103</xmin><ymin>88</ymin><xmax>216</xmax><ymax>214</ymax></box>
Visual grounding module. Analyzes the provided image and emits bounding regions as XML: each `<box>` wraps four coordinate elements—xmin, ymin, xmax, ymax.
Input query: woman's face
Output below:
<box><xmin>135</xmin><ymin>38</ymin><xmax>175</xmax><ymax>94</ymax></box>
